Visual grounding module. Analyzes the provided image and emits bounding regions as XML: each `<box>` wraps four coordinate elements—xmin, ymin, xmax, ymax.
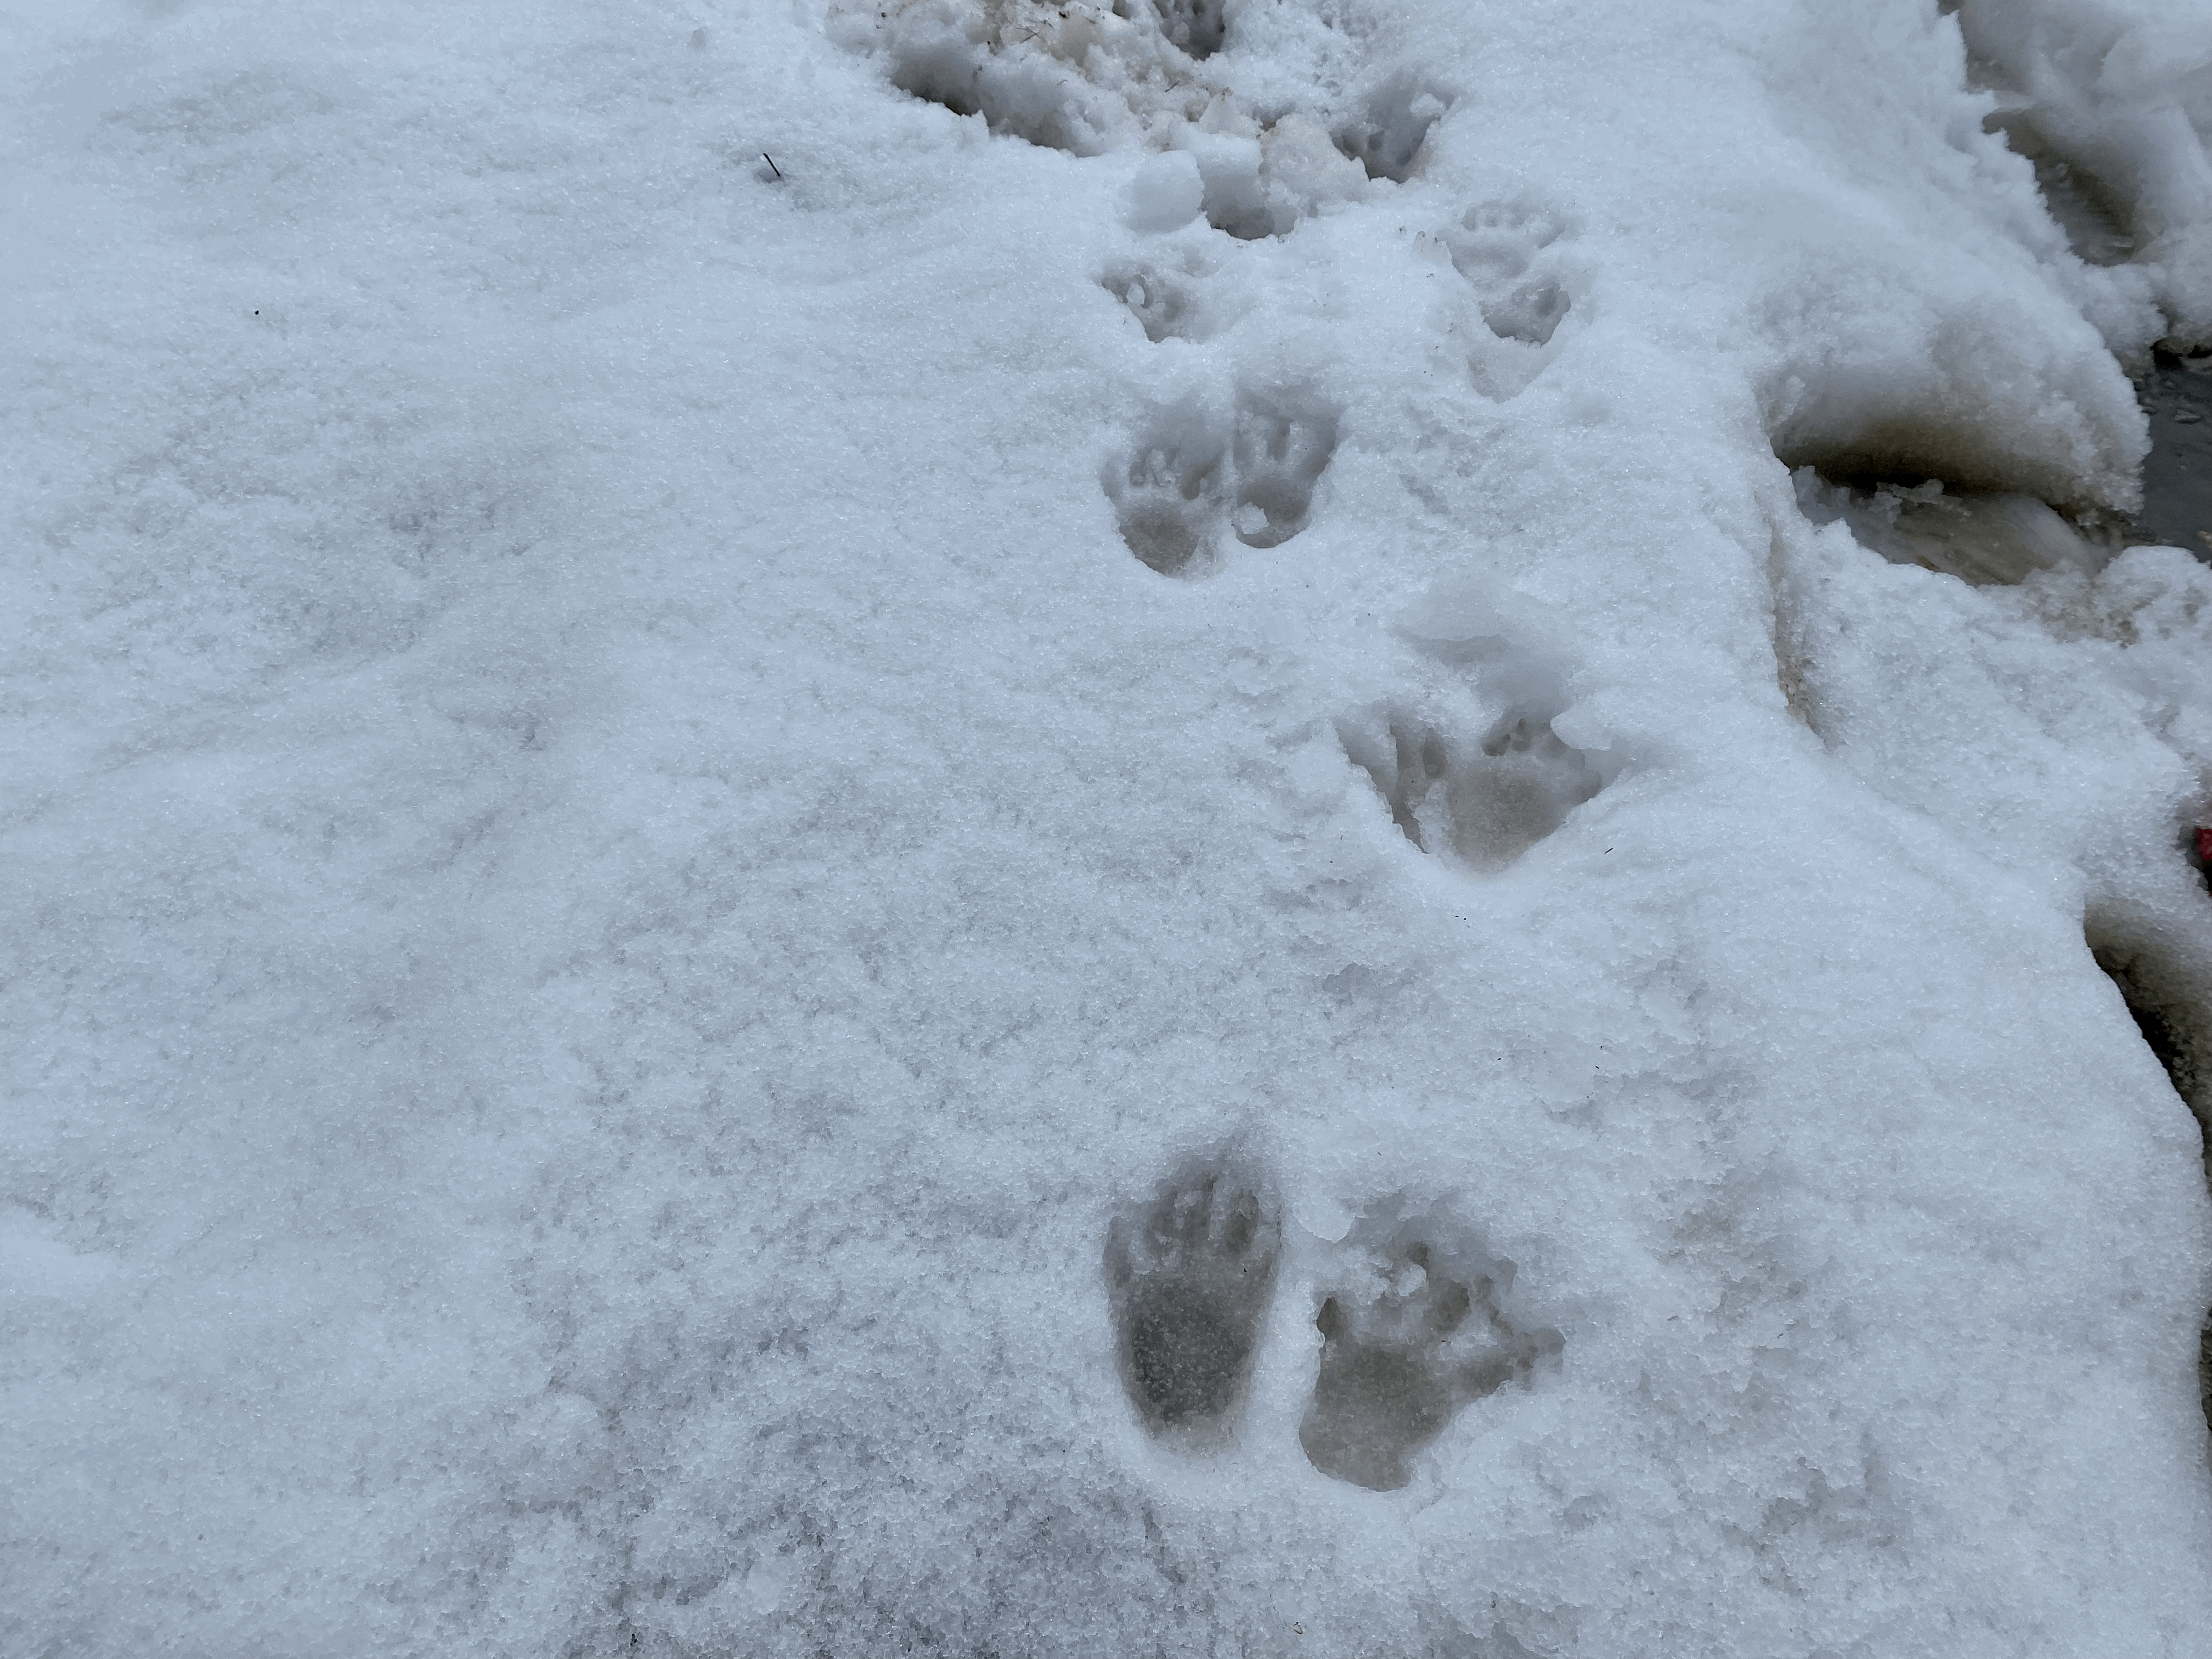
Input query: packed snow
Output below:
<box><xmin>5</xmin><ymin>0</ymin><xmax>2212</xmax><ymax>1654</ymax></box>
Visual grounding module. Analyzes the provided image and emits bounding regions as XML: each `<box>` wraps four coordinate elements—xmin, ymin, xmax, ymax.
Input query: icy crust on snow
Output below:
<box><xmin>832</xmin><ymin>0</ymin><xmax>1438</xmax><ymax>236</ymax></box>
<box><xmin>5</xmin><ymin>0</ymin><xmax>2212</xmax><ymax>1656</ymax></box>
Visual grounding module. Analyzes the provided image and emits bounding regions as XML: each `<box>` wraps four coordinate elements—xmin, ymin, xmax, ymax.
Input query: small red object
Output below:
<box><xmin>2198</xmin><ymin>825</ymin><xmax>2212</xmax><ymax>865</ymax></box>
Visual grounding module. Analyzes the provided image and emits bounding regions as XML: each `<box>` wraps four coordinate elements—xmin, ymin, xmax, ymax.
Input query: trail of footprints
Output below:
<box><xmin>857</xmin><ymin>0</ymin><xmax>2212</xmax><ymax>1468</ymax></box>
<box><xmin>1105</xmin><ymin>1153</ymin><xmax>1559</xmax><ymax>1488</ymax></box>
<box><xmin>848</xmin><ymin>0</ymin><xmax>2212</xmax><ymax>1468</ymax></box>
<box><xmin>844</xmin><ymin>0</ymin><xmax>1584</xmax><ymax>579</ymax></box>
<box><xmin>856</xmin><ymin>0</ymin><xmax>1598</xmax><ymax>1481</ymax></box>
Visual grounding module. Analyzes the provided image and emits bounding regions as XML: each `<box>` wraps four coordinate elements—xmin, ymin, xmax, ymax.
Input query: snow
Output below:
<box><xmin>4</xmin><ymin>0</ymin><xmax>2212</xmax><ymax>1654</ymax></box>
<box><xmin>1956</xmin><ymin>0</ymin><xmax>2212</xmax><ymax>342</ymax></box>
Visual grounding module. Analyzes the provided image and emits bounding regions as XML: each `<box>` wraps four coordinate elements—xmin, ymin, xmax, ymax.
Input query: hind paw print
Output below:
<box><xmin>1231</xmin><ymin>393</ymin><xmax>1339</xmax><ymax>549</ymax></box>
<box><xmin>1099</xmin><ymin>252</ymin><xmax>1221</xmax><ymax>343</ymax></box>
<box><xmin>1300</xmin><ymin>1207</ymin><xmax>1559</xmax><ymax>1492</ymax></box>
<box><xmin>1441</xmin><ymin>201</ymin><xmax>1580</xmax><ymax>396</ymax></box>
<box><xmin>1340</xmin><ymin>701</ymin><xmax>1607</xmax><ymax>871</ymax></box>
<box><xmin>1108</xmin><ymin>391</ymin><xmax>1340</xmax><ymax>574</ymax></box>
<box><xmin>1333</xmin><ymin>72</ymin><xmax>1450</xmax><ymax>184</ymax></box>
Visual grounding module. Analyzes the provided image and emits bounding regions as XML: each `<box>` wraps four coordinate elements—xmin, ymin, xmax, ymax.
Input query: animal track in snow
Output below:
<box><xmin>1300</xmin><ymin>1206</ymin><xmax>1559</xmax><ymax>1492</ymax></box>
<box><xmin>1099</xmin><ymin>252</ymin><xmax>1216</xmax><ymax>342</ymax></box>
<box><xmin>1104</xmin><ymin>1154</ymin><xmax>1281</xmax><ymax>1443</ymax></box>
<box><xmin>1447</xmin><ymin>201</ymin><xmax>1573</xmax><ymax>348</ymax></box>
<box><xmin>1340</xmin><ymin>690</ymin><xmax>1607</xmax><ymax>872</ymax></box>
<box><xmin>1184</xmin><ymin>115</ymin><xmax>1370</xmax><ymax>241</ymax></box>
<box><xmin>1792</xmin><ymin>469</ymin><xmax>2109</xmax><ymax>587</ymax></box>
<box><xmin>1146</xmin><ymin>0</ymin><xmax>1224</xmax><ymax>60</ymax></box>
<box><xmin>1333</xmin><ymin>71</ymin><xmax>1448</xmax><ymax>184</ymax></box>
<box><xmin>1231</xmin><ymin>391</ymin><xmax>1339</xmax><ymax>547</ymax></box>
<box><xmin>1429</xmin><ymin>200</ymin><xmax>1579</xmax><ymax>399</ymax></box>
<box><xmin>1107</xmin><ymin>400</ymin><xmax>1230</xmax><ymax>574</ymax></box>
<box><xmin>1107</xmin><ymin>391</ymin><xmax>1339</xmax><ymax>574</ymax></box>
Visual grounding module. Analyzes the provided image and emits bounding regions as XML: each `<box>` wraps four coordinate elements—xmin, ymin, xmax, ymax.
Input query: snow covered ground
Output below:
<box><xmin>7</xmin><ymin>0</ymin><xmax>2212</xmax><ymax>1653</ymax></box>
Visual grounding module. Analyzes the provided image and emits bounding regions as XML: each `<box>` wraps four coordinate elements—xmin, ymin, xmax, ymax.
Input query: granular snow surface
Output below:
<box><xmin>7</xmin><ymin>1</ymin><xmax>2212</xmax><ymax>1655</ymax></box>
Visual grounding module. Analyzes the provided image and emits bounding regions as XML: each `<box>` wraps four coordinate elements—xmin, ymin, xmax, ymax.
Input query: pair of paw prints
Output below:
<box><xmin>1103</xmin><ymin>1155</ymin><xmax>1559</xmax><ymax>1491</ymax></box>
<box><xmin>1105</xmin><ymin>388</ymin><xmax>1341</xmax><ymax>575</ymax></box>
<box><xmin>1097</xmin><ymin>240</ymin><xmax>1342</xmax><ymax>577</ymax></box>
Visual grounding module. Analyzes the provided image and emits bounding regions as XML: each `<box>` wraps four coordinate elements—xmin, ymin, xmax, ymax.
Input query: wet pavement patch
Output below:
<box><xmin>2132</xmin><ymin>350</ymin><xmax>2212</xmax><ymax>561</ymax></box>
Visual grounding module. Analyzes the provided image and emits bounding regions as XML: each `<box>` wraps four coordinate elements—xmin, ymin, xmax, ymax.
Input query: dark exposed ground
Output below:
<box><xmin>2135</xmin><ymin>351</ymin><xmax>2212</xmax><ymax>560</ymax></box>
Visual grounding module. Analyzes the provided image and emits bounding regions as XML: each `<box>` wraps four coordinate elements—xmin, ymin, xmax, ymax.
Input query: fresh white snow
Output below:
<box><xmin>5</xmin><ymin>0</ymin><xmax>2212</xmax><ymax>1654</ymax></box>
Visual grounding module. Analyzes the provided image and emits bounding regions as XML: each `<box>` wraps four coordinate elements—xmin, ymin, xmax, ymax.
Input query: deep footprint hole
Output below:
<box><xmin>1141</xmin><ymin>0</ymin><xmax>1225</xmax><ymax>59</ymax></box>
<box><xmin>1779</xmin><ymin>352</ymin><xmax>2212</xmax><ymax>578</ymax></box>
<box><xmin>1792</xmin><ymin>464</ymin><xmax>2112</xmax><ymax>586</ymax></box>
<box><xmin>886</xmin><ymin>54</ymin><xmax>1092</xmax><ymax>155</ymax></box>
<box><xmin>2086</xmin><ymin>906</ymin><xmax>2211</xmax><ymax>1143</ymax></box>
<box><xmin>1778</xmin><ymin>388</ymin><xmax>2146</xmax><ymax>586</ymax></box>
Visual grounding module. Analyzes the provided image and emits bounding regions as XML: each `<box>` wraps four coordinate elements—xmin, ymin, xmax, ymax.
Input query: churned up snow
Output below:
<box><xmin>5</xmin><ymin>0</ymin><xmax>2212</xmax><ymax>1655</ymax></box>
